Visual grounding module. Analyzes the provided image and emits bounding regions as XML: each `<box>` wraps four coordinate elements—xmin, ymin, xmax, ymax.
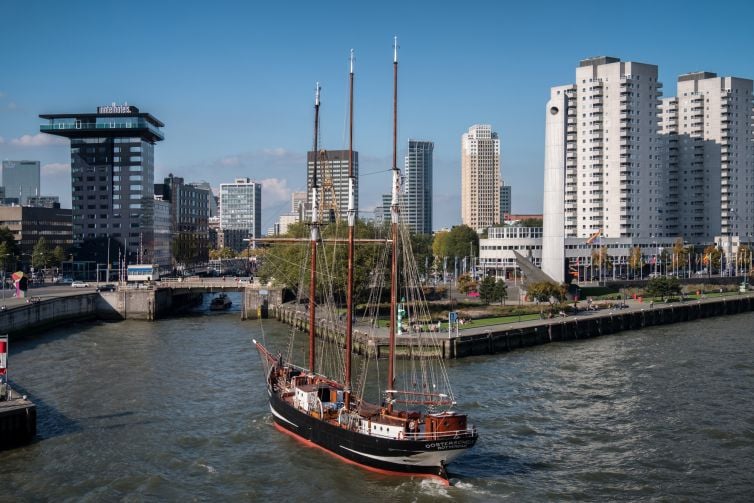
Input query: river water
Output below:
<box><xmin>2</xmin><ymin>293</ymin><xmax>753</xmax><ymax>501</ymax></box>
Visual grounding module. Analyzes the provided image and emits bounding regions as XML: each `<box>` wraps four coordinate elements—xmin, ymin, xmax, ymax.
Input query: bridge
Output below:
<box><xmin>97</xmin><ymin>277</ymin><xmax>284</xmax><ymax>320</ymax></box>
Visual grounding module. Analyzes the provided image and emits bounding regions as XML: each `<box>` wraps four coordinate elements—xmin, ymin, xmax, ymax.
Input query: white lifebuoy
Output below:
<box><xmin>409</xmin><ymin>420</ymin><xmax>417</xmax><ymax>431</ymax></box>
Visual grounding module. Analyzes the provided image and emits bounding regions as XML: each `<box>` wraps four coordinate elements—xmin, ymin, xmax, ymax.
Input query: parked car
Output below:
<box><xmin>71</xmin><ymin>281</ymin><xmax>89</xmax><ymax>288</ymax></box>
<box><xmin>96</xmin><ymin>284</ymin><xmax>116</xmax><ymax>292</ymax></box>
<box><xmin>56</xmin><ymin>277</ymin><xmax>74</xmax><ymax>285</ymax></box>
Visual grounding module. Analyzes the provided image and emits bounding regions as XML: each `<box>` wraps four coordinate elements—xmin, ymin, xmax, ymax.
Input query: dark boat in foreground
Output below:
<box><xmin>254</xmin><ymin>40</ymin><xmax>477</xmax><ymax>483</ymax></box>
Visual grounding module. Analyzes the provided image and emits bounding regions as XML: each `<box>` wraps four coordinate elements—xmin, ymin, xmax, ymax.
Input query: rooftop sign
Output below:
<box><xmin>97</xmin><ymin>102</ymin><xmax>134</xmax><ymax>114</ymax></box>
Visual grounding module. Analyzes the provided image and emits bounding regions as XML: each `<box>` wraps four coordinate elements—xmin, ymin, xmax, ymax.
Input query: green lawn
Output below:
<box><xmin>376</xmin><ymin>313</ymin><xmax>542</xmax><ymax>330</ymax></box>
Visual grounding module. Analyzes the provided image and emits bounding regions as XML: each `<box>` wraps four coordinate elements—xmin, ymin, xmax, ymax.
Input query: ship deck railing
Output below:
<box><xmin>402</xmin><ymin>426</ymin><xmax>477</xmax><ymax>441</ymax></box>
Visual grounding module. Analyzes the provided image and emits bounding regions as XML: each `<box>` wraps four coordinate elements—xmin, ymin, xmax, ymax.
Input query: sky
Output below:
<box><xmin>2</xmin><ymin>0</ymin><xmax>754</xmax><ymax>232</ymax></box>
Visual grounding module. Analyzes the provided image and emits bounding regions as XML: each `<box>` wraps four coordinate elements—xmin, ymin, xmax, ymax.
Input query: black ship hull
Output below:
<box><xmin>268</xmin><ymin>391</ymin><xmax>476</xmax><ymax>481</ymax></box>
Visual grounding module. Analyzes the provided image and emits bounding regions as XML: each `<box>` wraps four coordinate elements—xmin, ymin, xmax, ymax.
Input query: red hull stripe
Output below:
<box><xmin>272</xmin><ymin>422</ymin><xmax>450</xmax><ymax>486</ymax></box>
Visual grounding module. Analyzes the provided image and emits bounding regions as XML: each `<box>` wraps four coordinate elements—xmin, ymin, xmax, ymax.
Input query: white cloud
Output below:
<box><xmin>0</xmin><ymin>136</ymin><xmax>5</xmax><ymax>144</ymax></box>
<box><xmin>42</xmin><ymin>162</ymin><xmax>70</xmax><ymax>176</ymax></box>
<box><xmin>261</xmin><ymin>147</ymin><xmax>290</xmax><ymax>157</ymax></box>
<box><xmin>10</xmin><ymin>133</ymin><xmax>65</xmax><ymax>147</ymax></box>
<box><xmin>259</xmin><ymin>177</ymin><xmax>291</xmax><ymax>207</ymax></box>
<box><xmin>7</xmin><ymin>102</ymin><xmax>17</xmax><ymax>110</ymax></box>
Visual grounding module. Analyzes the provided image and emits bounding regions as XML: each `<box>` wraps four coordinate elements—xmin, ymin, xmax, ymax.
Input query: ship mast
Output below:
<box><xmin>387</xmin><ymin>36</ymin><xmax>399</xmax><ymax>411</ymax></box>
<box><xmin>344</xmin><ymin>50</ymin><xmax>355</xmax><ymax>409</ymax></box>
<box><xmin>309</xmin><ymin>83</ymin><xmax>321</xmax><ymax>373</ymax></box>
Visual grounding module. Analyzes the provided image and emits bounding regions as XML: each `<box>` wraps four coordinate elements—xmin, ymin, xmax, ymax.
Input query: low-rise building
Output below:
<box><xmin>0</xmin><ymin>206</ymin><xmax>72</xmax><ymax>256</ymax></box>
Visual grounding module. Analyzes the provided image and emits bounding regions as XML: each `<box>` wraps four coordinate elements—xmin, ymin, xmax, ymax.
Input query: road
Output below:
<box><xmin>0</xmin><ymin>283</ymin><xmax>99</xmax><ymax>309</ymax></box>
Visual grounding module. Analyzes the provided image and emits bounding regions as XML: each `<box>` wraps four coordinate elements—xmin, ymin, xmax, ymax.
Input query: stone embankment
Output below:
<box><xmin>273</xmin><ymin>294</ymin><xmax>754</xmax><ymax>359</ymax></box>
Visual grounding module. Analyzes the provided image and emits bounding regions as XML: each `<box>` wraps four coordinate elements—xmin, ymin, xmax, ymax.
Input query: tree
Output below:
<box><xmin>591</xmin><ymin>246</ymin><xmax>613</xmax><ymax>280</ymax></box>
<box><xmin>0</xmin><ymin>241</ymin><xmax>13</xmax><ymax>274</ymax></box>
<box><xmin>445</xmin><ymin>225</ymin><xmax>479</xmax><ymax>260</ymax></box>
<box><xmin>32</xmin><ymin>237</ymin><xmax>52</xmax><ymax>270</ymax></box>
<box><xmin>526</xmin><ymin>281</ymin><xmax>565</xmax><ymax>306</ymax></box>
<box><xmin>479</xmin><ymin>276</ymin><xmax>508</xmax><ymax>305</ymax></box>
<box><xmin>703</xmin><ymin>245</ymin><xmax>722</xmax><ymax>273</ymax></box>
<box><xmin>53</xmin><ymin>245</ymin><xmax>67</xmax><ymax>267</ymax></box>
<box><xmin>671</xmin><ymin>238</ymin><xmax>689</xmax><ymax>274</ymax></box>
<box><xmin>256</xmin><ymin>220</ymin><xmax>384</xmax><ymax>304</ymax></box>
<box><xmin>432</xmin><ymin>231</ymin><xmax>449</xmax><ymax>259</ymax></box>
<box><xmin>494</xmin><ymin>280</ymin><xmax>508</xmax><ymax>305</ymax></box>
<box><xmin>220</xmin><ymin>247</ymin><xmax>236</xmax><ymax>259</ymax></box>
<box><xmin>736</xmin><ymin>244</ymin><xmax>752</xmax><ymax>275</ymax></box>
<box><xmin>0</xmin><ymin>226</ymin><xmax>19</xmax><ymax>260</ymax></box>
<box><xmin>478</xmin><ymin>276</ymin><xmax>496</xmax><ymax>304</ymax></box>
<box><xmin>433</xmin><ymin>225</ymin><xmax>479</xmax><ymax>261</ymax></box>
<box><xmin>457</xmin><ymin>274</ymin><xmax>477</xmax><ymax>294</ymax></box>
<box><xmin>410</xmin><ymin>233</ymin><xmax>433</xmax><ymax>281</ymax></box>
<box><xmin>629</xmin><ymin>246</ymin><xmax>643</xmax><ymax>277</ymax></box>
<box><xmin>645</xmin><ymin>276</ymin><xmax>681</xmax><ymax>300</ymax></box>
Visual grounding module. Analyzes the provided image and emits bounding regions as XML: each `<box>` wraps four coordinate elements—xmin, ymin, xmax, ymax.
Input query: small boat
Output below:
<box><xmin>209</xmin><ymin>293</ymin><xmax>232</xmax><ymax>311</ymax></box>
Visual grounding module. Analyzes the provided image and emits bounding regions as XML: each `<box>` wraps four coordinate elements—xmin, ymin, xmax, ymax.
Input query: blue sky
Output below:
<box><xmin>2</xmin><ymin>0</ymin><xmax>754</xmax><ymax>231</ymax></box>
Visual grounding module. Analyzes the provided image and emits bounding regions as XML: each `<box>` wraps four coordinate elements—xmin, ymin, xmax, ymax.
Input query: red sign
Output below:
<box><xmin>0</xmin><ymin>338</ymin><xmax>6</xmax><ymax>375</ymax></box>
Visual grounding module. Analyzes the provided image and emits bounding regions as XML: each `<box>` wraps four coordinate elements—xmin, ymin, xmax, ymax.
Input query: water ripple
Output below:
<box><xmin>2</xmin><ymin>304</ymin><xmax>753</xmax><ymax>501</ymax></box>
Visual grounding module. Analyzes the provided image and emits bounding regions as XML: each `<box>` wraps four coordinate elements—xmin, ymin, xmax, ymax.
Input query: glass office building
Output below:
<box><xmin>403</xmin><ymin>140</ymin><xmax>433</xmax><ymax>234</ymax></box>
<box><xmin>1</xmin><ymin>160</ymin><xmax>40</xmax><ymax>205</ymax></box>
<box><xmin>220</xmin><ymin>178</ymin><xmax>261</xmax><ymax>252</ymax></box>
<box><xmin>39</xmin><ymin>104</ymin><xmax>165</xmax><ymax>265</ymax></box>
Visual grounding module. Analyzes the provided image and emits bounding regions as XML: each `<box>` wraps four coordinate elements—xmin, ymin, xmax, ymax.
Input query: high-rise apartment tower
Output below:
<box><xmin>403</xmin><ymin>139</ymin><xmax>433</xmax><ymax>234</ymax></box>
<box><xmin>660</xmin><ymin>72</ymin><xmax>754</xmax><ymax>242</ymax></box>
<box><xmin>461</xmin><ymin>124</ymin><xmax>500</xmax><ymax>229</ymax></box>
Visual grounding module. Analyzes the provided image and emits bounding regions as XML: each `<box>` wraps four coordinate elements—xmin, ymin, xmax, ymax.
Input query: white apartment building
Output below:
<box><xmin>489</xmin><ymin>58</ymin><xmax>754</xmax><ymax>285</ymax></box>
<box><xmin>461</xmin><ymin>124</ymin><xmax>500</xmax><ymax>230</ymax></box>
<box><xmin>567</xmin><ymin>57</ymin><xmax>664</xmax><ymax>240</ymax></box>
<box><xmin>542</xmin><ymin>57</ymin><xmax>665</xmax><ymax>282</ymax></box>
<box><xmin>660</xmin><ymin>72</ymin><xmax>754</xmax><ymax>243</ymax></box>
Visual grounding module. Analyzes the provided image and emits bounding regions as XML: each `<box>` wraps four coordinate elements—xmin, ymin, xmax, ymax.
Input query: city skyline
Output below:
<box><xmin>2</xmin><ymin>1</ymin><xmax>754</xmax><ymax>231</ymax></box>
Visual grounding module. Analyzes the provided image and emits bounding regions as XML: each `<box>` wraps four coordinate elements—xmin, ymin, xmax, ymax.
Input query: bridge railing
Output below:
<box><xmin>154</xmin><ymin>277</ymin><xmax>259</xmax><ymax>288</ymax></box>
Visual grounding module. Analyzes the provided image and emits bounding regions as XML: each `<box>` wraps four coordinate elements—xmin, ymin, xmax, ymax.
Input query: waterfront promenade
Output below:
<box><xmin>1</xmin><ymin>281</ymin><xmax>752</xmax><ymax>358</ymax></box>
<box><xmin>273</xmin><ymin>290</ymin><xmax>754</xmax><ymax>359</ymax></box>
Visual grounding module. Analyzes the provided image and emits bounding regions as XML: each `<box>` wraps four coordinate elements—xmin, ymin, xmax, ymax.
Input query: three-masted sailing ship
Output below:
<box><xmin>253</xmin><ymin>39</ymin><xmax>477</xmax><ymax>482</ymax></box>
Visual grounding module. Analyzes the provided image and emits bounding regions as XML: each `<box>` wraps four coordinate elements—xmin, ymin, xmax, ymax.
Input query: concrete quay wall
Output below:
<box><xmin>0</xmin><ymin>397</ymin><xmax>36</xmax><ymax>450</ymax></box>
<box><xmin>272</xmin><ymin>305</ymin><xmax>451</xmax><ymax>360</ymax></box>
<box><xmin>0</xmin><ymin>294</ymin><xmax>99</xmax><ymax>338</ymax></box>
<box><xmin>448</xmin><ymin>296</ymin><xmax>754</xmax><ymax>359</ymax></box>
<box><xmin>273</xmin><ymin>296</ymin><xmax>754</xmax><ymax>360</ymax></box>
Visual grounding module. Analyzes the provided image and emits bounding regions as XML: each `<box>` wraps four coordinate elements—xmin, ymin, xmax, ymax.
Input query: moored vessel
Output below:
<box><xmin>254</xmin><ymin>39</ymin><xmax>477</xmax><ymax>482</ymax></box>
